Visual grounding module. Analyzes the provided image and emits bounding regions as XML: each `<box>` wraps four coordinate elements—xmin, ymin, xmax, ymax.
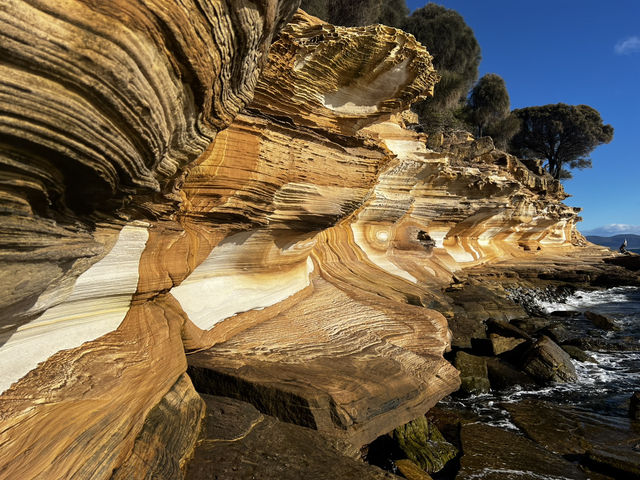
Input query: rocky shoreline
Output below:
<box><xmin>1</xmin><ymin>2</ymin><xmax>639</xmax><ymax>478</ymax></box>
<box><xmin>357</xmin><ymin>254</ymin><xmax>640</xmax><ymax>480</ymax></box>
<box><xmin>175</xmin><ymin>253</ymin><xmax>640</xmax><ymax>480</ymax></box>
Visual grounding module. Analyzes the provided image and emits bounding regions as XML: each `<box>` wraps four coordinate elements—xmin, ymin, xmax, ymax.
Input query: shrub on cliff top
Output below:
<box><xmin>467</xmin><ymin>74</ymin><xmax>510</xmax><ymax>137</ymax></box>
<box><xmin>464</xmin><ymin>73</ymin><xmax>520</xmax><ymax>149</ymax></box>
<box><xmin>401</xmin><ymin>4</ymin><xmax>481</xmax><ymax>134</ymax></box>
<box><xmin>510</xmin><ymin>104</ymin><xmax>614</xmax><ymax>180</ymax></box>
<box><xmin>300</xmin><ymin>0</ymin><xmax>409</xmax><ymax>27</ymax></box>
<box><xmin>403</xmin><ymin>4</ymin><xmax>481</xmax><ymax>112</ymax></box>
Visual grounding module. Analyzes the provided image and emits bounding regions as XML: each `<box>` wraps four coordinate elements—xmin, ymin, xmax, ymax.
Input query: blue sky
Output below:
<box><xmin>406</xmin><ymin>1</ymin><xmax>640</xmax><ymax>235</ymax></box>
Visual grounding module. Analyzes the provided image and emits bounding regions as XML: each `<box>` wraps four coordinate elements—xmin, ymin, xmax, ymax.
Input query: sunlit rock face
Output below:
<box><xmin>0</xmin><ymin>5</ymin><xmax>587</xmax><ymax>479</ymax></box>
<box><xmin>0</xmin><ymin>1</ymin><xmax>300</xmax><ymax>478</ymax></box>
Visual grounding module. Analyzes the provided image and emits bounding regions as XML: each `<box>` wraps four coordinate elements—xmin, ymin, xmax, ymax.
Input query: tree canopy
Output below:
<box><xmin>299</xmin><ymin>0</ymin><xmax>408</xmax><ymax>28</ymax></box>
<box><xmin>467</xmin><ymin>74</ymin><xmax>510</xmax><ymax>136</ymax></box>
<box><xmin>402</xmin><ymin>4</ymin><xmax>481</xmax><ymax>111</ymax></box>
<box><xmin>464</xmin><ymin>73</ymin><xmax>520</xmax><ymax>149</ymax></box>
<box><xmin>510</xmin><ymin>104</ymin><xmax>614</xmax><ymax>179</ymax></box>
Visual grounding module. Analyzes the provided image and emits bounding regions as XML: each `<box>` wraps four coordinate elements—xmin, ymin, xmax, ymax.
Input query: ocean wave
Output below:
<box><xmin>537</xmin><ymin>286</ymin><xmax>639</xmax><ymax>313</ymax></box>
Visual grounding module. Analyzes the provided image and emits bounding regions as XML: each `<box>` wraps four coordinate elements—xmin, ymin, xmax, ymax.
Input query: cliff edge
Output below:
<box><xmin>0</xmin><ymin>3</ymin><xmax>634</xmax><ymax>479</ymax></box>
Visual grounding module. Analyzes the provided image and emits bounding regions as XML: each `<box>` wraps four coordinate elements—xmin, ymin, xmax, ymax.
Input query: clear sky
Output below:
<box><xmin>406</xmin><ymin>1</ymin><xmax>640</xmax><ymax>235</ymax></box>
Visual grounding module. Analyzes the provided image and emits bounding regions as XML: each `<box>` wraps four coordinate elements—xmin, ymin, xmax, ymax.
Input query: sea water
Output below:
<box><xmin>444</xmin><ymin>286</ymin><xmax>640</xmax><ymax>428</ymax></box>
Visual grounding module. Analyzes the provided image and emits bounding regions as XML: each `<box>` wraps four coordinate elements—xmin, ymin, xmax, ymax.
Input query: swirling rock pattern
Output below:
<box><xmin>0</xmin><ymin>5</ymin><xmax>609</xmax><ymax>480</ymax></box>
<box><xmin>0</xmin><ymin>1</ymin><xmax>299</xmax><ymax>478</ymax></box>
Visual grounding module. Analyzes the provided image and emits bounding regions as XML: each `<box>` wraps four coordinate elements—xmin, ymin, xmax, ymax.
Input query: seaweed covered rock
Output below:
<box><xmin>393</xmin><ymin>416</ymin><xmax>458</xmax><ymax>473</ymax></box>
<box><xmin>455</xmin><ymin>351</ymin><xmax>490</xmax><ymax>394</ymax></box>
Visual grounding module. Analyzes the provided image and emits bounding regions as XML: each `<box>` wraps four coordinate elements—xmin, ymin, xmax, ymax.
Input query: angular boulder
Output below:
<box><xmin>486</xmin><ymin>317</ymin><xmax>532</xmax><ymax>341</ymax></box>
<box><xmin>585</xmin><ymin>311</ymin><xmax>621</xmax><ymax>331</ymax></box>
<box><xmin>455</xmin><ymin>352</ymin><xmax>490</xmax><ymax>394</ymax></box>
<box><xmin>393</xmin><ymin>416</ymin><xmax>458</xmax><ymax>474</ymax></box>
<box><xmin>561</xmin><ymin>345</ymin><xmax>597</xmax><ymax>363</ymax></box>
<box><xmin>489</xmin><ymin>333</ymin><xmax>527</xmax><ymax>356</ymax></box>
<box><xmin>485</xmin><ymin>357</ymin><xmax>536</xmax><ymax>391</ymax></box>
<box><xmin>522</xmin><ymin>336</ymin><xmax>577</xmax><ymax>383</ymax></box>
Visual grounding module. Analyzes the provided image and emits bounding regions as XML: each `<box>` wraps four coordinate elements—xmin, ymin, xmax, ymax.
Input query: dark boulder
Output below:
<box><xmin>393</xmin><ymin>416</ymin><xmax>458</xmax><ymax>474</ymax></box>
<box><xmin>511</xmin><ymin>317</ymin><xmax>553</xmax><ymax>335</ymax></box>
<box><xmin>631</xmin><ymin>392</ymin><xmax>640</xmax><ymax>421</ymax></box>
<box><xmin>485</xmin><ymin>357</ymin><xmax>536</xmax><ymax>390</ymax></box>
<box><xmin>454</xmin><ymin>352</ymin><xmax>490</xmax><ymax>394</ymax></box>
<box><xmin>539</xmin><ymin>323</ymin><xmax>572</xmax><ymax>344</ymax></box>
<box><xmin>522</xmin><ymin>336</ymin><xmax>577</xmax><ymax>383</ymax></box>
<box><xmin>561</xmin><ymin>345</ymin><xmax>597</xmax><ymax>363</ymax></box>
<box><xmin>585</xmin><ymin>311</ymin><xmax>621</xmax><ymax>331</ymax></box>
<box><xmin>486</xmin><ymin>317</ymin><xmax>532</xmax><ymax>340</ymax></box>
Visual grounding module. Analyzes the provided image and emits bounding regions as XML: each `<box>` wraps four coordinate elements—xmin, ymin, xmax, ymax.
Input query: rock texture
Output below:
<box><xmin>1</xmin><ymin>3</ymin><xmax>637</xmax><ymax>480</ymax></box>
<box><xmin>0</xmin><ymin>1</ymin><xmax>301</xmax><ymax>478</ymax></box>
<box><xmin>186</xmin><ymin>395</ymin><xmax>400</xmax><ymax>480</ymax></box>
<box><xmin>506</xmin><ymin>400</ymin><xmax>640</xmax><ymax>479</ymax></box>
<box><xmin>457</xmin><ymin>423</ymin><xmax>588</xmax><ymax>480</ymax></box>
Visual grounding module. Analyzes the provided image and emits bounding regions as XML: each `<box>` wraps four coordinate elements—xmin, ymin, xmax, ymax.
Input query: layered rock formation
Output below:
<box><xmin>0</xmin><ymin>1</ymin><xmax>301</xmax><ymax>478</ymax></box>
<box><xmin>0</xmin><ymin>3</ymin><xmax>629</xmax><ymax>479</ymax></box>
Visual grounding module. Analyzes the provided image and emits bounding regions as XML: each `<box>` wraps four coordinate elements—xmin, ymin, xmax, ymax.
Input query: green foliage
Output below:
<box><xmin>300</xmin><ymin>0</ymin><xmax>408</xmax><ymax>27</ymax></box>
<box><xmin>412</xmin><ymin>101</ymin><xmax>469</xmax><ymax>135</ymax></box>
<box><xmin>403</xmin><ymin>4</ymin><xmax>481</xmax><ymax>111</ymax></box>
<box><xmin>402</xmin><ymin>4</ymin><xmax>480</xmax><ymax>133</ymax></box>
<box><xmin>377</xmin><ymin>0</ymin><xmax>410</xmax><ymax>27</ymax></box>
<box><xmin>468</xmin><ymin>73</ymin><xmax>510</xmax><ymax>136</ymax></box>
<box><xmin>299</xmin><ymin>0</ymin><xmax>329</xmax><ymax>21</ymax></box>
<box><xmin>484</xmin><ymin>113</ymin><xmax>521</xmax><ymax>150</ymax></box>
<box><xmin>510</xmin><ymin>104</ymin><xmax>614</xmax><ymax>180</ymax></box>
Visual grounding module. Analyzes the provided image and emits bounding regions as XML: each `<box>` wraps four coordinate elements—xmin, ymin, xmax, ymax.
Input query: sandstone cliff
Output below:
<box><xmin>0</xmin><ymin>3</ymin><xmax>622</xmax><ymax>479</ymax></box>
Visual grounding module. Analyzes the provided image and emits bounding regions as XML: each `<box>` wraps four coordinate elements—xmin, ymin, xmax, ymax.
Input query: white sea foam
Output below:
<box><xmin>538</xmin><ymin>286</ymin><xmax>637</xmax><ymax>313</ymax></box>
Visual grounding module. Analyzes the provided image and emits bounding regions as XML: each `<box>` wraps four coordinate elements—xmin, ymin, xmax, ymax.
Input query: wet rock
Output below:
<box><xmin>539</xmin><ymin>323</ymin><xmax>572</xmax><ymax>344</ymax></box>
<box><xmin>185</xmin><ymin>395</ymin><xmax>400</xmax><ymax>480</ymax></box>
<box><xmin>631</xmin><ymin>392</ymin><xmax>640</xmax><ymax>421</ymax></box>
<box><xmin>489</xmin><ymin>333</ymin><xmax>527</xmax><ymax>356</ymax></box>
<box><xmin>587</xmin><ymin>448</ymin><xmax>640</xmax><ymax>478</ymax></box>
<box><xmin>447</xmin><ymin>286</ymin><xmax>526</xmax><ymax>348</ymax></box>
<box><xmin>505</xmin><ymin>399</ymin><xmax>640</xmax><ymax>478</ymax></box>
<box><xmin>550</xmin><ymin>310</ymin><xmax>581</xmax><ymax>317</ymax></box>
<box><xmin>507</xmin><ymin>286</ymin><xmax>574</xmax><ymax>317</ymax></box>
<box><xmin>486</xmin><ymin>318</ymin><xmax>532</xmax><ymax>341</ymax></box>
<box><xmin>485</xmin><ymin>357</ymin><xmax>536</xmax><ymax>390</ymax></box>
<box><xmin>585</xmin><ymin>311</ymin><xmax>621</xmax><ymax>331</ymax></box>
<box><xmin>393</xmin><ymin>416</ymin><xmax>457</xmax><ymax>473</ymax></box>
<box><xmin>561</xmin><ymin>345</ymin><xmax>597</xmax><ymax>363</ymax></box>
<box><xmin>604</xmin><ymin>254</ymin><xmax>640</xmax><ymax>272</ymax></box>
<box><xmin>511</xmin><ymin>317</ymin><xmax>553</xmax><ymax>335</ymax></box>
<box><xmin>455</xmin><ymin>352</ymin><xmax>490</xmax><ymax>394</ymax></box>
<box><xmin>394</xmin><ymin>459</ymin><xmax>433</xmax><ymax>480</ymax></box>
<box><xmin>457</xmin><ymin>423</ymin><xmax>587</xmax><ymax>479</ymax></box>
<box><xmin>522</xmin><ymin>336</ymin><xmax>577</xmax><ymax>383</ymax></box>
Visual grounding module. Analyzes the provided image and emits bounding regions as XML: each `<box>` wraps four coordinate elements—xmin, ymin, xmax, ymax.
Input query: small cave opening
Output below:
<box><xmin>417</xmin><ymin>230</ymin><xmax>436</xmax><ymax>249</ymax></box>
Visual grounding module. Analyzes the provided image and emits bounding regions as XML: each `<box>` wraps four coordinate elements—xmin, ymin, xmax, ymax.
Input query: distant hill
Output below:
<box><xmin>586</xmin><ymin>234</ymin><xmax>640</xmax><ymax>251</ymax></box>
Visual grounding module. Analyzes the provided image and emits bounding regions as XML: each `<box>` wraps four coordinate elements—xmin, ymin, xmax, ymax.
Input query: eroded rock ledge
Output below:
<box><xmin>0</xmin><ymin>4</ymin><xmax>633</xmax><ymax>480</ymax></box>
